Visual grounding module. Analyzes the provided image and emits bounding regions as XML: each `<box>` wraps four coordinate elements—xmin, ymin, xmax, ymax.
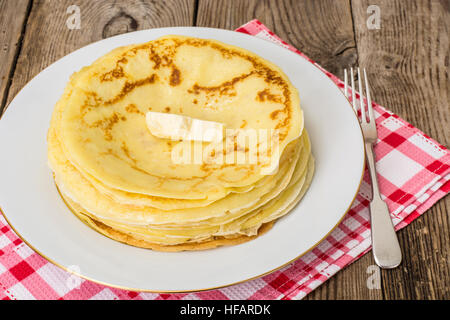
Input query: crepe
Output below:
<box><xmin>59</xmin><ymin>158</ymin><xmax>314</xmax><ymax>251</ymax></box>
<box><xmin>47</xmin><ymin>35</ymin><xmax>314</xmax><ymax>251</ymax></box>
<box><xmin>56</xmin><ymin>35</ymin><xmax>303</xmax><ymax>199</ymax></box>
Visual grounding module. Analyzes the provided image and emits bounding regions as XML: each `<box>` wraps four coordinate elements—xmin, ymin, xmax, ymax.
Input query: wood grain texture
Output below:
<box><xmin>197</xmin><ymin>0</ymin><xmax>358</xmax><ymax>78</ymax></box>
<box><xmin>0</xmin><ymin>0</ymin><xmax>31</xmax><ymax>113</ymax></box>
<box><xmin>351</xmin><ymin>0</ymin><xmax>449</xmax><ymax>299</ymax></box>
<box><xmin>305</xmin><ymin>254</ymin><xmax>385</xmax><ymax>300</ymax></box>
<box><xmin>4</xmin><ymin>0</ymin><xmax>195</xmax><ymax>109</ymax></box>
<box><xmin>1</xmin><ymin>0</ymin><xmax>448</xmax><ymax>299</ymax></box>
<box><xmin>351</xmin><ymin>0</ymin><xmax>449</xmax><ymax>146</ymax></box>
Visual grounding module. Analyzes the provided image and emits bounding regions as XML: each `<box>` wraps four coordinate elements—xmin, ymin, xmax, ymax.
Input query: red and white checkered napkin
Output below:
<box><xmin>0</xmin><ymin>20</ymin><xmax>449</xmax><ymax>300</ymax></box>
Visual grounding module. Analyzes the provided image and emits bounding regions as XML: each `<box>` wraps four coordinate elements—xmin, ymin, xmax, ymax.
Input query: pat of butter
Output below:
<box><xmin>146</xmin><ymin>112</ymin><xmax>224</xmax><ymax>142</ymax></box>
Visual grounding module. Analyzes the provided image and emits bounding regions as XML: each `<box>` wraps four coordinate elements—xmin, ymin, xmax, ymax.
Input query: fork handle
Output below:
<box><xmin>366</xmin><ymin>143</ymin><xmax>402</xmax><ymax>269</ymax></box>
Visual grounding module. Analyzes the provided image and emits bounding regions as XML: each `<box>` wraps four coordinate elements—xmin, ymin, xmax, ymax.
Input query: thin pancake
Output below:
<box><xmin>55</xmin><ymin>35</ymin><xmax>303</xmax><ymax>199</ymax></box>
<box><xmin>61</xmin><ymin>157</ymin><xmax>313</xmax><ymax>249</ymax></box>
<box><xmin>49</xmin><ymin>120</ymin><xmax>304</xmax><ymax>225</ymax></box>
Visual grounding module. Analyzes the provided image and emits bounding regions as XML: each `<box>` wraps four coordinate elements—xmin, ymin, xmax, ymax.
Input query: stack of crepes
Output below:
<box><xmin>47</xmin><ymin>35</ymin><xmax>314</xmax><ymax>251</ymax></box>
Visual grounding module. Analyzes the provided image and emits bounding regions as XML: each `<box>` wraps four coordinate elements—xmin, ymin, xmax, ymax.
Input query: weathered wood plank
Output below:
<box><xmin>351</xmin><ymin>0</ymin><xmax>449</xmax><ymax>146</ymax></box>
<box><xmin>351</xmin><ymin>0</ymin><xmax>449</xmax><ymax>299</ymax></box>
<box><xmin>391</xmin><ymin>198</ymin><xmax>450</xmax><ymax>299</ymax></box>
<box><xmin>4</xmin><ymin>0</ymin><xmax>195</xmax><ymax>109</ymax></box>
<box><xmin>0</xmin><ymin>0</ymin><xmax>31</xmax><ymax>113</ymax></box>
<box><xmin>197</xmin><ymin>0</ymin><xmax>358</xmax><ymax>78</ymax></box>
<box><xmin>305</xmin><ymin>254</ymin><xmax>385</xmax><ymax>300</ymax></box>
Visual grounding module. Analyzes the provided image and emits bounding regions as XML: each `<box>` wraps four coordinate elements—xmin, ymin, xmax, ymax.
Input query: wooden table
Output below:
<box><xmin>0</xmin><ymin>0</ymin><xmax>448</xmax><ymax>299</ymax></box>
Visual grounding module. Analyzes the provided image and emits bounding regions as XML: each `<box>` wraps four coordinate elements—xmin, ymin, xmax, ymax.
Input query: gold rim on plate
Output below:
<box><xmin>0</xmin><ymin>29</ymin><xmax>366</xmax><ymax>293</ymax></box>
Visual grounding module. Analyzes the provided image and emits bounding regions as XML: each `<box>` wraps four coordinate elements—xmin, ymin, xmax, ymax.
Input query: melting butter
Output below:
<box><xmin>146</xmin><ymin>111</ymin><xmax>224</xmax><ymax>142</ymax></box>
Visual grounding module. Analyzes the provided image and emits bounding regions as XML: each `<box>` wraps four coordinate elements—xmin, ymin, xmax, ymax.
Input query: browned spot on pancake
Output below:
<box><xmin>270</xmin><ymin>109</ymin><xmax>282</xmax><ymax>120</ymax></box>
<box><xmin>193</xmin><ymin>99</ymin><xmax>198</xmax><ymax>104</ymax></box>
<box><xmin>240</xmin><ymin>120</ymin><xmax>247</xmax><ymax>128</ymax></box>
<box><xmin>149</xmin><ymin>49</ymin><xmax>162</xmax><ymax>69</ymax></box>
<box><xmin>100</xmin><ymin>57</ymin><xmax>128</xmax><ymax>81</ymax></box>
<box><xmin>271</xmin><ymin>86</ymin><xmax>292</xmax><ymax>136</ymax></box>
<box><xmin>100</xmin><ymin>67</ymin><xmax>124</xmax><ymax>81</ymax></box>
<box><xmin>90</xmin><ymin>112</ymin><xmax>122</xmax><ymax>141</ymax></box>
<box><xmin>161</xmin><ymin>56</ymin><xmax>172</xmax><ymax>67</ymax></box>
<box><xmin>232</xmin><ymin>141</ymin><xmax>250</xmax><ymax>153</ymax></box>
<box><xmin>99</xmin><ymin>148</ymin><xmax>115</xmax><ymax>157</ymax></box>
<box><xmin>125</xmin><ymin>103</ymin><xmax>143</xmax><ymax>115</ymax></box>
<box><xmin>200</xmin><ymin>162</ymin><xmax>210</xmax><ymax>172</ymax></box>
<box><xmin>179</xmin><ymin>107</ymin><xmax>183</xmax><ymax>113</ymax></box>
<box><xmin>166</xmin><ymin>141</ymin><xmax>174</xmax><ymax>152</ymax></box>
<box><xmin>169</xmin><ymin>67</ymin><xmax>181</xmax><ymax>86</ymax></box>
<box><xmin>164</xmin><ymin>107</ymin><xmax>171</xmax><ymax>112</ymax></box>
<box><xmin>121</xmin><ymin>141</ymin><xmax>137</xmax><ymax>164</ymax></box>
<box><xmin>256</xmin><ymin>89</ymin><xmax>282</xmax><ymax>103</ymax></box>
<box><xmin>188</xmin><ymin>71</ymin><xmax>255</xmax><ymax>96</ymax></box>
<box><xmin>80</xmin><ymin>92</ymin><xmax>102</xmax><ymax>118</ymax></box>
<box><xmin>104</xmin><ymin>74</ymin><xmax>158</xmax><ymax>105</ymax></box>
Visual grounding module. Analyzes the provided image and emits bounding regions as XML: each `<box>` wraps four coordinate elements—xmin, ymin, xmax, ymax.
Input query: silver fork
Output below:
<box><xmin>345</xmin><ymin>68</ymin><xmax>402</xmax><ymax>269</ymax></box>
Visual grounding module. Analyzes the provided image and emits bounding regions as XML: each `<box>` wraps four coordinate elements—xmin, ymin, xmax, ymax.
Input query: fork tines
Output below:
<box><xmin>344</xmin><ymin>68</ymin><xmax>374</xmax><ymax>124</ymax></box>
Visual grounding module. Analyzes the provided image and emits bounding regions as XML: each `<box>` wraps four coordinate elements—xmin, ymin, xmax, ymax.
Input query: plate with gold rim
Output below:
<box><xmin>0</xmin><ymin>27</ymin><xmax>364</xmax><ymax>292</ymax></box>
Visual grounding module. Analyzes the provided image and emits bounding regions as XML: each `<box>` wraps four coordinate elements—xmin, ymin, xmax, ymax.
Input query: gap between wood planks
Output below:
<box><xmin>192</xmin><ymin>0</ymin><xmax>199</xmax><ymax>26</ymax></box>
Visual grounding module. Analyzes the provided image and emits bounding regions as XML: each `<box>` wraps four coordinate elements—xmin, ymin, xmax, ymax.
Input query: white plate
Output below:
<box><xmin>0</xmin><ymin>27</ymin><xmax>364</xmax><ymax>292</ymax></box>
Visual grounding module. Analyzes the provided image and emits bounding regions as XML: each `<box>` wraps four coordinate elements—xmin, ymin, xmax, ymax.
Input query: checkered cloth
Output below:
<box><xmin>1</xmin><ymin>20</ymin><xmax>449</xmax><ymax>300</ymax></box>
